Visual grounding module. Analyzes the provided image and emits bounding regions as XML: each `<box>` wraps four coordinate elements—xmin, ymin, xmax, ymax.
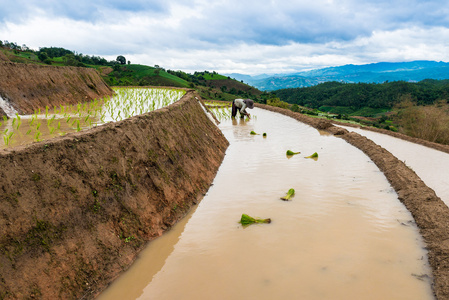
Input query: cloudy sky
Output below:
<box><xmin>1</xmin><ymin>0</ymin><xmax>449</xmax><ymax>75</ymax></box>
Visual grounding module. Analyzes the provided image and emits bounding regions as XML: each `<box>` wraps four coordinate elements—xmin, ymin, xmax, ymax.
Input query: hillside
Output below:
<box><xmin>105</xmin><ymin>64</ymin><xmax>191</xmax><ymax>88</ymax></box>
<box><xmin>0</xmin><ymin>44</ymin><xmax>266</xmax><ymax>102</ymax></box>
<box><xmin>0</xmin><ymin>61</ymin><xmax>113</xmax><ymax>115</ymax></box>
<box><xmin>191</xmin><ymin>71</ymin><xmax>264</xmax><ymax>101</ymax></box>
<box><xmin>275</xmin><ymin>80</ymin><xmax>449</xmax><ymax>111</ymax></box>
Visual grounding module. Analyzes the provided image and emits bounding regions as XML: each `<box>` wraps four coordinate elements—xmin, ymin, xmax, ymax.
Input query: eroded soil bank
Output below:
<box><xmin>0</xmin><ymin>62</ymin><xmax>114</xmax><ymax>115</ymax></box>
<box><xmin>258</xmin><ymin>103</ymin><xmax>449</xmax><ymax>300</ymax></box>
<box><xmin>0</xmin><ymin>91</ymin><xmax>229</xmax><ymax>299</ymax></box>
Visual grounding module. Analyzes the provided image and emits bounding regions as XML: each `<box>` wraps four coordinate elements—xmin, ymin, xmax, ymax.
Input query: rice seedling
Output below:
<box><xmin>305</xmin><ymin>152</ymin><xmax>318</xmax><ymax>159</ymax></box>
<box><xmin>239</xmin><ymin>214</ymin><xmax>271</xmax><ymax>226</ymax></box>
<box><xmin>3</xmin><ymin>131</ymin><xmax>14</xmax><ymax>146</ymax></box>
<box><xmin>34</xmin><ymin>131</ymin><xmax>41</xmax><ymax>142</ymax></box>
<box><xmin>14</xmin><ymin>114</ymin><xmax>22</xmax><ymax>130</ymax></box>
<box><xmin>1</xmin><ymin>87</ymin><xmax>186</xmax><ymax>148</ymax></box>
<box><xmin>280</xmin><ymin>188</ymin><xmax>295</xmax><ymax>201</ymax></box>
<box><xmin>286</xmin><ymin>150</ymin><xmax>301</xmax><ymax>156</ymax></box>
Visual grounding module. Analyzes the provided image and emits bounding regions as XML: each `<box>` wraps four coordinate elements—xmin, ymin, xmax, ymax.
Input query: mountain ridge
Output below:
<box><xmin>226</xmin><ymin>60</ymin><xmax>449</xmax><ymax>91</ymax></box>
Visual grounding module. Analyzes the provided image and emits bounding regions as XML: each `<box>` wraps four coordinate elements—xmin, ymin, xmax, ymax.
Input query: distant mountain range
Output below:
<box><xmin>226</xmin><ymin>60</ymin><xmax>449</xmax><ymax>91</ymax></box>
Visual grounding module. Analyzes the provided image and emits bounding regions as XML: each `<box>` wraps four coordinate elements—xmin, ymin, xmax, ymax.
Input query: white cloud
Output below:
<box><xmin>2</xmin><ymin>0</ymin><xmax>449</xmax><ymax>74</ymax></box>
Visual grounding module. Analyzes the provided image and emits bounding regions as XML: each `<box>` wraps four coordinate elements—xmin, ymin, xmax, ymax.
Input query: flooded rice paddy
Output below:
<box><xmin>0</xmin><ymin>87</ymin><xmax>185</xmax><ymax>149</ymax></box>
<box><xmin>98</xmin><ymin>108</ymin><xmax>434</xmax><ymax>300</ymax></box>
<box><xmin>338</xmin><ymin>125</ymin><xmax>449</xmax><ymax>207</ymax></box>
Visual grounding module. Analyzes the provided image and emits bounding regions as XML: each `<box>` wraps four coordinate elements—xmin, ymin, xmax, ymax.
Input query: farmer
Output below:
<box><xmin>232</xmin><ymin>98</ymin><xmax>254</xmax><ymax>118</ymax></box>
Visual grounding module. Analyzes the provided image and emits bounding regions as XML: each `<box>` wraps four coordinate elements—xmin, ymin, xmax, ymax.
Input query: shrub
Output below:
<box><xmin>267</xmin><ymin>97</ymin><xmax>290</xmax><ymax>109</ymax></box>
<box><xmin>394</xmin><ymin>100</ymin><xmax>449</xmax><ymax>144</ymax></box>
<box><xmin>290</xmin><ymin>104</ymin><xmax>299</xmax><ymax>112</ymax></box>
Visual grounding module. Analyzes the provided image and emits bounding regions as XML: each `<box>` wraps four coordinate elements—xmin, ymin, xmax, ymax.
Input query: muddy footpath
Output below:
<box><xmin>259</xmin><ymin>103</ymin><xmax>449</xmax><ymax>300</ymax></box>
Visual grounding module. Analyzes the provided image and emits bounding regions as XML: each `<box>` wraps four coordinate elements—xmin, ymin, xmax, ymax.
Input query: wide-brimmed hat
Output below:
<box><xmin>244</xmin><ymin>99</ymin><xmax>254</xmax><ymax>109</ymax></box>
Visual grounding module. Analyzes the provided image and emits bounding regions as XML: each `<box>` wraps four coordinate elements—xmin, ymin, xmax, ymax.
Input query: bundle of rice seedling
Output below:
<box><xmin>239</xmin><ymin>214</ymin><xmax>271</xmax><ymax>226</ymax></box>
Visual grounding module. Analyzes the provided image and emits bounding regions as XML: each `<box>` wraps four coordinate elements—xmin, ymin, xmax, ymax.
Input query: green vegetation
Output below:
<box><xmin>266</xmin><ymin>82</ymin><xmax>449</xmax><ymax>145</ymax></box>
<box><xmin>280</xmin><ymin>188</ymin><xmax>295</xmax><ymax>201</ymax></box>
<box><xmin>263</xmin><ymin>132</ymin><xmax>267</xmax><ymax>137</ymax></box>
<box><xmin>0</xmin><ymin>87</ymin><xmax>185</xmax><ymax>148</ymax></box>
<box><xmin>105</xmin><ymin>64</ymin><xmax>190</xmax><ymax>87</ymax></box>
<box><xmin>274</xmin><ymin>80</ymin><xmax>449</xmax><ymax>110</ymax></box>
<box><xmin>207</xmin><ymin>105</ymin><xmax>233</xmax><ymax>121</ymax></box>
<box><xmin>305</xmin><ymin>152</ymin><xmax>318</xmax><ymax>159</ymax></box>
<box><xmin>267</xmin><ymin>97</ymin><xmax>290</xmax><ymax>109</ymax></box>
<box><xmin>239</xmin><ymin>214</ymin><xmax>271</xmax><ymax>226</ymax></box>
<box><xmin>194</xmin><ymin>71</ymin><xmax>228</xmax><ymax>80</ymax></box>
<box><xmin>286</xmin><ymin>150</ymin><xmax>300</xmax><ymax>156</ymax></box>
<box><xmin>3</xmin><ymin>40</ymin><xmax>449</xmax><ymax>145</ymax></box>
<box><xmin>394</xmin><ymin>98</ymin><xmax>449</xmax><ymax>145</ymax></box>
<box><xmin>1</xmin><ymin>41</ymin><xmax>267</xmax><ymax>103</ymax></box>
<box><xmin>250</xmin><ymin>131</ymin><xmax>259</xmax><ymax>135</ymax></box>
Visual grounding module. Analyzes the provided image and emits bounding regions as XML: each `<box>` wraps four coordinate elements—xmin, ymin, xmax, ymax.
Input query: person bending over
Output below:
<box><xmin>232</xmin><ymin>98</ymin><xmax>254</xmax><ymax>118</ymax></box>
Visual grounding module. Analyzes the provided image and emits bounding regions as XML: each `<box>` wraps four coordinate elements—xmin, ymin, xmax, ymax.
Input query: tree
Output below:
<box><xmin>62</xmin><ymin>54</ymin><xmax>79</xmax><ymax>66</ymax></box>
<box><xmin>116</xmin><ymin>55</ymin><xmax>126</xmax><ymax>65</ymax></box>
<box><xmin>37</xmin><ymin>51</ymin><xmax>49</xmax><ymax>62</ymax></box>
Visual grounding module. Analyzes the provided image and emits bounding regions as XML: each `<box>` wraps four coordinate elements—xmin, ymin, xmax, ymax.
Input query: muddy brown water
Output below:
<box><xmin>97</xmin><ymin>108</ymin><xmax>434</xmax><ymax>300</ymax></box>
<box><xmin>337</xmin><ymin>125</ymin><xmax>449</xmax><ymax>208</ymax></box>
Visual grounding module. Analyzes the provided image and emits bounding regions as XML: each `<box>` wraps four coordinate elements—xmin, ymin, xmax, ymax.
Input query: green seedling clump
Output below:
<box><xmin>263</xmin><ymin>132</ymin><xmax>267</xmax><ymax>137</ymax></box>
<box><xmin>305</xmin><ymin>152</ymin><xmax>319</xmax><ymax>159</ymax></box>
<box><xmin>239</xmin><ymin>214</ymin><xmax>271</xmax><ymax>226</ymax></box>
<box><xmin>286</xmin><ymin>150</ymin><xmax>300</xmax><ymax>156</ymax></box>
<box><xmin>281</xmin><ymin>188</ymin><xmax>295</xmax><ymax>201</ymax></box>
<box><xmin>250</xmin><ymin>131</ymin><xmax>259</xmax><ymax>135</ymax></box>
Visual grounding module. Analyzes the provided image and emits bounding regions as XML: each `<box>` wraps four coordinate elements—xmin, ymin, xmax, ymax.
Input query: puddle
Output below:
<box><xmin>338</xmin><ymin>125</ymin><xmax>449</xmax><ymax>207</ymax></box>
<box><xmin>98</xmin><ymin>108</ymin><xmax>434</xmax><ymax>300</ymax></box>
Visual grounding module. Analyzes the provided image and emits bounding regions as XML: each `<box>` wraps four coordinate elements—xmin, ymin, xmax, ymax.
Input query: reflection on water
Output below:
<box><xmin>98</xmin><ymin>108</ymin><xmax>434</xmax><ymax>300</ymax></box>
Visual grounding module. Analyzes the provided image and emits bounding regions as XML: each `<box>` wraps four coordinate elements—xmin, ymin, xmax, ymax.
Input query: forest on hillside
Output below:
<box><xmin>274</xmin><ymin>80</ymin><xmax>449</xmax><ymax>110</ymax></box>
<box><xmin>270</xmin><ymin>80</ymin><xmax>449</xmax><ymax>145</ymax></box>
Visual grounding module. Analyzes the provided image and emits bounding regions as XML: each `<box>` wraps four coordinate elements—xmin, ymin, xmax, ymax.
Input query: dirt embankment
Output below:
<box><xmin>0</xmin><ymin>50</ymin><xmax>9</xmax><ymax>62</ymax></box>
<box><xmin>0</xmin><ymin>91</ymin><xmax>229</xmax><ymax>299</ymax></box>
<box><xmin>257</xmin><ymin>103</ymin><xmax>449</xmax><ymax>300</ymax></box>
<box><xmin>0</xmin><ymin>62</ymin><xmax>114</xmax><ymax>115</ymax></box>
